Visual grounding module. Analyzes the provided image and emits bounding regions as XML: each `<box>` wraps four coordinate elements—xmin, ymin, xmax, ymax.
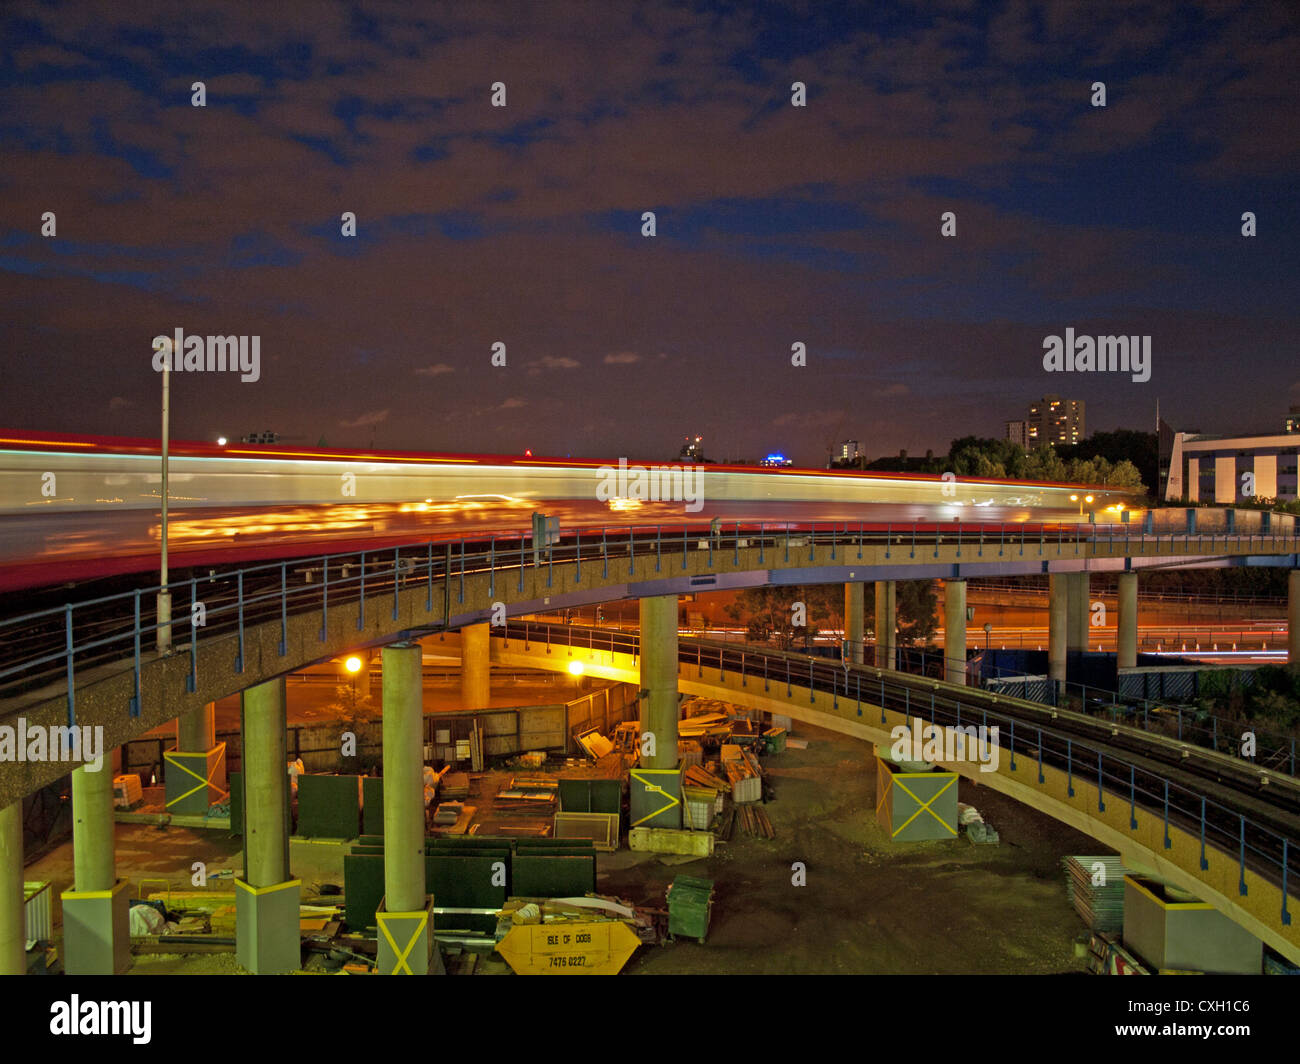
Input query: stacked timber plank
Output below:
<box><xmin>721</xmin><ymin>746</ymin><xmax>762</xmax><ymax>804</ymax></box>
<box><xmin>1063</xmin><ymin>855</ymin><xmax>1131</xmax><ymax>932</ymax></box>
<box><xmin>735</xmin><ymin>804</ymin><xmax>774</xmax><ymax>839</ymax></box>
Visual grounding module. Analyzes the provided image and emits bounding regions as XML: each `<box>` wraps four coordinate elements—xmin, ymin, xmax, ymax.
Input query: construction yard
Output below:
<box><xmin>24</xmin><ymin>709</ymin><xmax>1100</xmax><ymax>975</ymax></box>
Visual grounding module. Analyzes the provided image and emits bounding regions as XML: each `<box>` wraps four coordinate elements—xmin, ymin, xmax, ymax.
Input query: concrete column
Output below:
<box><xmin>844</xmin><ymin>583</ymin><xmax>864</xmax><ymax>664</ymax></box>
<box><xmin>71</xmin><ymin>763</ymin><xmax>115</xmax><ymax>893</ymax></box>
<box><xmin>177</xmin><ymin>701</ymin><xmax>215</xmax><ymax>752</ymax></box>
<box><xmin>1289</xmin><ymin>570</ymin><xmax>1300</xmax><ymax>668</ymax></box>
<box><xmin>0</xmin><ymin>801</ymin><xmax>23</xmax><ymax>975</ymax></box>
<box><xmin>1048</xmin><ymin>574</ymin><xmax>1068</xmax><ymax>694</ymax></box>
<box><xmin>63</xmin><ymin>759</ymin><xmax>128</xmax><ymax>973</ymax></box>
<box><xmin>382</xmin><ymin>644</ymin><xmax>426</xmax><ymax>913</ymax></box>
<box><xmin>169</xmin><ymin>701</ymin><xmax>223</xmax><ymax>815</ymax></box>
<box><xmin>1066</xmin><ymin>572</ymin><xmax>1090</xmax><ymax>651</ymax></box>
<box><xmin>943</xmin><ymin>579</ymin><xmax>967</xmax><ymax>686</ymax></box>
<box><xmin>1117</xmin><ymin>572</ymin><xmax>1138</xmax><ymax>670</ymax></box>
<box><xmin>461</xmin><ymin>623</ymin><xmax>490</xmax><ymax>709</ymax></box>
<box><xmin>236</xmin><ymin>677</ymin><xmax>299</xmax><ymax>974</ymax></box>
<box><xmin>242</xmin><ymin>678</ymin><xmax>289</xmax><ymax>887</ymax></box>
<box><xmin>639</xmin><ymin>595</ymin><xmax>679</xmax><ymax>769</ymax></box>
<box><xmin>873</xmin><ymin>580</ymin><xmax>896</xmax><ymax>669</ymax></box>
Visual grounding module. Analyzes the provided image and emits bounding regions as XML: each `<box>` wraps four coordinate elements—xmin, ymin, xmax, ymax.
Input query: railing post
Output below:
<box><xmin>1129</xmin><ymin>765</ymin><xmax>1137</xmax><ymax>829</ymax></box>
<box><xmin>1170</xmin><ymin>775</ymin><xmax>1180</xmax><ymax>848</ymax></box>
<box><xmin>576</xmin><ymin>530</ymin><xmax>582</xmax><ymax>584</ymax></box>
<box><xmin>628</xmin><ymin>529</ymin><xmax>635</xmax><ymax>576</ymax></box>
<box><xmin>1096</xmin><ymin>751</ymin><xmax>1105</xmax><ymax>811</ymax></box>
<box><xmin>459</xmin><ymin>540</ymin><xmax>465</xmax><ymax>603</ymax></box>
<box><xmin>131</xmin><ymin>590</ymin><xmax>142</xmax><ymax>717</ymax></box>
<box><xmin>655</xmin><ymin>525</ymin><xmax>662</xmax><ymax>572</ymax></box>
<box><xmin>236</xmin><ymin>570</ymin><xmax>245</xmax><ymax>672</ymax></box>
<box><xmin>429</xmin><ymin>542</ymin><xmax>435</xmax><ymax>611</ymax></box>
<box><xmin>279</xmin><ymin>561</ymin><xmax>288</xmax><ymax>655</ymax></box>
<box><xmin>602</xmin><ymin>528</ymin><xmax>609</xmax><ymax>580</ymax></box>
<box><xmin>63</xmin><ymin>605</ymin><xmax>76</xmax><ymax>730</ymax></box>
<box><xmin>548</xmin><ymin>537</ymin><xmax>554</xmax><ymax>588</ymax></box>
<box><xmin>1238</xmin><ymin>815</ymin><xmax>1248</xmax><ymax>896</ymax></box>
<box><xmin>681</xmin><ymin>526</ymin><xmax>687</xmax><ymax>570</ymax></box>
<box><xmin>358</xmin><ymin>552</ymin><xmax>367</xmax><ymax>629</ymax></box>
<box><xmin>320</xmin><ymin>557</ymin><xmax>329</xmax><ymax>640</ymax></box>
<box><xmin>1066</xmin><ymin>739</ymin><xmax>1074</xmax><ymax>797</ymax></box>
<box><xmin>858</xmin><ymin>522</ymin><xmax>863</xmax><ymax>560</ymax></box>
<box><xmin>1199</xmin><ymin>797</ymin><xmax>1208</xmax><ymax>870</ymax></box>
<box><xmin>1280</xmin><ymin>840</ymin><xmax>1291</xmax><ymax>925</ymax></box>
<box><xmin>188</xmin><ymin>575</ymin><xmax>198</xmax><ymax>692</ymax></box>
<box><xmin>1009</xmin><ymin>718</ymin><xmax>1016</xmax><ymax>771</ymax></box>
<box><xmin>808</xmin><ymin>522</ymin><xmax>814</xmax><ymax>561</ymax></box>
<box><xmin>1037</xmin><ymin>728</ymin><xmax>1044</xmax><ymax>783</ymax></box>
<box><xmin>489</xmin><ymin>537</ymin><xmax>496</xmax><ymax>598</ymax></box>
<box><xmin>393</xmin><ymin>548</ymin><xmax>401</xmax><ymax>621</ymax></box>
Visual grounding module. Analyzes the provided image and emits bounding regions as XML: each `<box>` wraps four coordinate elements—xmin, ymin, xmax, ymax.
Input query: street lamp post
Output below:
<box><xmin>156</xmin><ymin>344</ymin><xmax>172</xmax><ymax>654</ymax></box>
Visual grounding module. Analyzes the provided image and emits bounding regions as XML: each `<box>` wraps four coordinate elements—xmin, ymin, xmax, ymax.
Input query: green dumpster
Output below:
<box><xmin>667</xmin><ymin>875</ymin><xmax>714</xmax><ymax>944</ymax></box>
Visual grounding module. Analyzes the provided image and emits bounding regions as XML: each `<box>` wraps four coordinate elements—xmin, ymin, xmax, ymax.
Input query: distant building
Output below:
<box><xmin>679</xmin><ymin>435</ymin><xmax>705</xmax><ymax>462</ymax></box>
<box><xmin>1026</xmin><ymin>396</ymin><xmax>1085</xmax><ymax>446</ymax></box>
<box><xmin>240</xmin><ymin>431</ymin><xmax>280</xmax><ymax>444</ymax></box>
<box><xmin>760</xmin><ymin>453</ymin><xmax>793</xmax><ymax>467</ymax></box>
<box><xmin>1285</xmin><ymin>405</ymin><xmax>1300</xmax><ymax>434</ymax></box>
<box><xmin>1166</xmin><ymin>430</ymin><xmax>1300</xmax><ymax>503</ymax></box>
<box><xmin>839</xmin><ymin>440</ymin><xmax>861</xmax><ymax>462</ymax></box>
<box><xmin>1005</xmin><ymin>420</ymin><xmax>1028</xmax><ymax>447</ymax></box>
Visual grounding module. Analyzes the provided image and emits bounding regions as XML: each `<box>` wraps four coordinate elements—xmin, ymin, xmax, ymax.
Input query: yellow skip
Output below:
<box><xmin>496</xmin><ymin>919</ymin><xmax>640</xmax><ymax>975</ymax></box>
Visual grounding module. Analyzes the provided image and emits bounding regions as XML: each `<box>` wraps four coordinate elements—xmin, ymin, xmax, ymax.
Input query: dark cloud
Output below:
<box><xmin>1</xmin><ymin>0</ymin><xmax>1296</xmax><ymax>462</ymax></box>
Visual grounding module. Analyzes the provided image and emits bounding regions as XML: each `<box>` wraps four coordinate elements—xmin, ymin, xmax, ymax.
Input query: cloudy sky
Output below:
<box><xmin>2</xmin><ymin>1</ymin><xmax>1297</xmax><ymax>465</ymax></box>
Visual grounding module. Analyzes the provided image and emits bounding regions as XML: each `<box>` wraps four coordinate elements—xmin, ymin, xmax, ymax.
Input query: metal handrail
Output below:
<box><xmin>1</xmin><ymin>519</ymin><xmax>1296</xmax><ymax>728</ymax></box>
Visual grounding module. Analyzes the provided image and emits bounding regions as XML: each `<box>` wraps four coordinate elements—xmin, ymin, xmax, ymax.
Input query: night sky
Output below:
<box><xmin>2</xmin><ymin>1</ymin><xmax>1297</xmax><ymax>466</ymax></box>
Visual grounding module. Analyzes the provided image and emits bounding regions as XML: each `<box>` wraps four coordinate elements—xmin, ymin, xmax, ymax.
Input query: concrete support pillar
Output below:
<box><xmin>169</xmin><ymin>701</ymin><xmax>224</xmax><ymax>815</ymax></box>
<box><xmin>943</xmin><ymin>579</ymin><xmax>967</xmax><ymax>686</ymax></box>
<box><xmin>177</xmin><ymin>701</ymin><xmax>215</xmax><ymax>752</ymax></box>
<box><xmin>461</xmin><ymin>623</ymin><xmax>490</xmax><ymax>709</ymax></box>
<box><xmin>62</xmin><ymin>761</ymin><xmax>129</xmax><ymax>974</ymax></box>
<box><xmin>1066</xmin><ymin>572</ymin><xmax>1090</xmax><ymax>652</ymax></box>
<box><xmin>0</xmin><ymin>801</ymin><xmax>23</xmax><ymax>975</ymax></box>
<box><xmin>243</xmin><ymin>679</ymin><xmax>289</xmax><ymax>888</ymax></box>
<box><xmin>71</xmin><ymin>764</ymin><xmax>115</xmax><ymax>893</ymax></box>
<box><xmin>1048</xmin><ymin>574</ymin><xmax>1068</xmax><ymax>695</ymax></box>
<box><xmin>844</xmin><ymin>583</ymin><xmax>864</xmax><ymax>664</ymax></box>
<box><xmin>639</xmin><ymin>595</ymin><xmax>679</xmax><ymax>768</ymax></box>
<box><xmin>873</xmin><ymin>580</ymin><xmax>896</xmax><ymax>669</ymax></box>
<box><xmin>1117</xmin><ymin>572</ymin><xmax>1138</xmax><ymax>670</ymax></box>
<box><xmin>1289</xmin><ymin>571</ymin><xmax>1300</xmax><ymax>669</ymax></box>
<box><xmin>236</xmin><ymin>677</ymin><xmax>299</xmax><ymax>974</ymax></box>
<box><xmin>382</xmin><ymin>644</ymin><xmax>426</xmax><ymax>912</ymax></box>
<box><xmin>377</xmin><ymin>642</ymin><xmax>435</xmax><ymax>975</ymax></box>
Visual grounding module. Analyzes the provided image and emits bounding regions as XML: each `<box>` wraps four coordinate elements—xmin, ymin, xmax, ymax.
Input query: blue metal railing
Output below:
<box><xmin>0</xmin><ymin>518</ymin><xmax>1296</xmax><ymax>734</ymax></box>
